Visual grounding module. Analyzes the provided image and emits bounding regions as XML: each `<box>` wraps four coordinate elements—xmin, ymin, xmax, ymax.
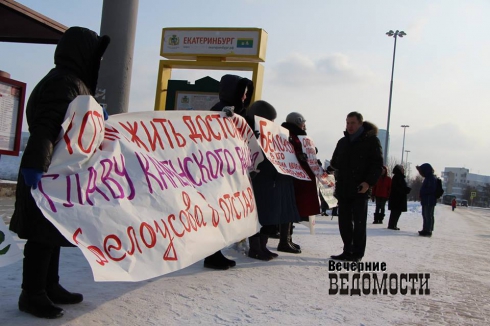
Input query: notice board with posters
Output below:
<box><xmin>0</xmin><ymin>76</ymin><xmax>26</xmax><ymax>156</ymax></box>
<box><xmin>174</xmin><ymin>91</ymin><xmax>219</xmax><ymax>111</ymax></box>
<box><xmin>165</xmin><ymin>76</ymin><xmax>220</xmax><ymax>111</ymax></box>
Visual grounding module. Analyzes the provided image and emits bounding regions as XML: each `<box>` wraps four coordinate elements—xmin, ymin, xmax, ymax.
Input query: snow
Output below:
<box><xmin>0</xmin><ymin>153</ymin><xmax>21</xmax><ymax>181</ymax></box>
<box><xmin>1</xmin><ymin>201</ymin><xmax>490</xmax><ymax>325</ymax></box>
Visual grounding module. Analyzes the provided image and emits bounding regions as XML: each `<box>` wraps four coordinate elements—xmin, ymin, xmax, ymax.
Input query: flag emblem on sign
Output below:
<box><xmin>237</xmin><ymin>38</ymin><xmax>254</xmax><ymax>48</ymax></box>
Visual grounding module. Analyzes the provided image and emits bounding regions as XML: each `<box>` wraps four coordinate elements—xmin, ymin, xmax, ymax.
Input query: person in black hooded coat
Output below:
<box><xmin>9</xmin><ymin>26</ymin><xmax>110</xmax><ymax>319</ymax></box>
<box><xmin>210</xmin><ymin>74</ymin><xmax>254</xmax><ymax>117</ymax></box>
<box><xmin>387</xmin><ymin>165</ymin><xmax>411</xmax><ymax>230</ymax></box>
<box><xmin>204</xmin><ymin>74</ymin><xmax>254</xmax><ymax>270</ymax></box>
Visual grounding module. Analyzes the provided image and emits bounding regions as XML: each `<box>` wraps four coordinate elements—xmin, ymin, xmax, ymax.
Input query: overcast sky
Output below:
<box><xmin>2</xmin><ymin>0</ymin><xmax>490</xmax><ymax>176</ymax></box>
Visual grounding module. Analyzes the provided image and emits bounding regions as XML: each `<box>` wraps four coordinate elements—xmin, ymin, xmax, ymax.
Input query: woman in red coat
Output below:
<box><xmin>451</xmin><ymin>198</ymin><xmax>457</xmax><ymax>211</ymax></box>
<box><xmin>281</xmin><ymin>112</ymin><xmax>320</xmax><ymax>253</ymax></box>
<box><xmin>371</xmin><ymin>166</ymin><xmax>392</xmax><ymax>224</ymax></box>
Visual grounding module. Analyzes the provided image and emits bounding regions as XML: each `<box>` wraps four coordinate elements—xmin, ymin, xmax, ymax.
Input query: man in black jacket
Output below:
<box><xmin>9</xmin><ymin>27</ymin><xmax>110</xmax><ymax>319</ymax></box>
<box><xmin>328</xmin><ymin>112</ymin><xmax>383</xmax><ymax>262</ymax></box>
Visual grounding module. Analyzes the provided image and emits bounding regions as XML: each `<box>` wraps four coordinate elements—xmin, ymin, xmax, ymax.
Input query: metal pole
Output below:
<box><xmin>401</xmin><ymin>125</ymin><xmax>409</xmax><ymax>164</ymax></box>
<box><xmin>405</xmin><ymin>150</ymin><xmax>410</xmax><ymax>170</ymax></box>
<box><xmin>384</xmin><ymin>33</ymin><xmax>398</xmax><ymax>164</ymax></box>
<box><xmin>401</xmin><ymin>127</ymin><xmax>405</xmax><ymax>164</ymax></box>
<box><xmin>97</xmin><ymin>0</ymin><xmax>139</xmax><ymax>114</ymax></box>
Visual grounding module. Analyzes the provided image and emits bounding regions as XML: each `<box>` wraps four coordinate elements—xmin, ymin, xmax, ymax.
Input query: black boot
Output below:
<box><xmin>289</xmin><ymin>222</ymin><xmax>301</xmax><ymax>250</ymax></box>
<box><xmin>379</xmin><ymin>213</ymin><xmax>385</xmax><ymax>224</ymax></box>
<box><xmin>46</xmin><ymin>284</ymin><xmax>83</xmax><ymax>304</ymax></box>
<box><xmin>204</xmin><ymin>251</ymin><xmax>236</xmax><ymax>270</ymax></box>
<box><xmin>18</xmin><ymin>290</ymin><xmax>64</xmax><ymax>319</ymax></box>
<box><xmin>259</xmin><ymin>233</ymin><xmax>278</xmax><ymax>258</ymax></box>
<box><xmin>373</xmin><ymin>213</ymin><xmax>379</xmax><ymax>224</ymax></box>
<box><xmin>277</xmin><ymin>223</ymin><xmax>301</xmax><ymax>253</ymax></box>
<box><xmin>248</xmin><ymin>235</ymin><xmax>273</xmax><ymax>261</ymax></box>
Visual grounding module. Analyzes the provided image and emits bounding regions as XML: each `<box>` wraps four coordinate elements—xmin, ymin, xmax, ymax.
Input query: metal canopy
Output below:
<box><xmin>0</xmin><ymin>0</ymin><xmax>67</xmax><ymax>44</ymax></box>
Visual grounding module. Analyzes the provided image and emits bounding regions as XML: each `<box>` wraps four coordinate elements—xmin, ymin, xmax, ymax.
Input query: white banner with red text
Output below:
<box><xmin>0</xmin><ymin>217</ymin><xmax>23</xmax><ymax>268</ymax></box>
<box><xmin>31</xmin><ymin>96</ymin><xmax>265</xmax><ymax>282</ymax></box>
<box><xmin>297</xmin><ymin>135</ymin><xmax>338</xmax><ymax>208</ymax></box>
<box><xmin>253</xmin><ymin>116</ymin><xmax>310</xmax><ymax>181</ymax></box>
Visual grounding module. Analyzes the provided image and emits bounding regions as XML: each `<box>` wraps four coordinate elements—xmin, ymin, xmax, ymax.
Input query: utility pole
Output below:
<box><xmin>384</xmin><ymin>30</ymin><xmax>406</xmax><ymax>164</ymax></box>
<box><xmin>401</xmin><ymin>125</ymin><xmax>409</xmax><ymax>164</ymax></box>
<box><xmin>97</xmin><ymin>0</ymin><xmax>139</xmax><ymax>115</ymax></box>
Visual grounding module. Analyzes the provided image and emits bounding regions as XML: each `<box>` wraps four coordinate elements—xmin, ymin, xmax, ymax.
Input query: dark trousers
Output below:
<box><xmin>375</xmin><ymin>198</ymin><xmax>387</xmax><ymax>217</ymax></box>
<box><xmin>388</xmin><ymin>210</ymin><xmax>402</xmax><ymax>228</ymax></box>
<box><xmin>422</xmin><ymin>205</ymin><xmax>435</xmax><ymax>232</ymax></box>
<box><xmin>337</xmin><ymin>197</ymin><xmax>368</xmax><ymax>258</ymax></box>
<box><xmin>22</xmin><ymin>240</ymin><xmax>60</xmax><ymax>293</ymax></box>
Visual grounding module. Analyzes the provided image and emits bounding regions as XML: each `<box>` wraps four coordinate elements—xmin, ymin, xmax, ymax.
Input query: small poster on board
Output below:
<box><xmin>175</xmin><ymin>91</ymin><xmax>219</xmax><ymax>111</ymax></box>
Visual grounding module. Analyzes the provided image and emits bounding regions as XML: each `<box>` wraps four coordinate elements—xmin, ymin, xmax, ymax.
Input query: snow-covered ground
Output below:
<box><xmin>0</xmin><ymin>153</ymin><xmax>21</xmax><ymax>181</ymax></box>
<box><xmin>1</xmin><ymin>202</ymin><xmax>490</xmax><ymax>325</ymax></box>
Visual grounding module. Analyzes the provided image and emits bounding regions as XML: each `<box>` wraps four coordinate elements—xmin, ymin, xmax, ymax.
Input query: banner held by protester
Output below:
<box><xmin>31</xmin><ymin>96</ymin><xmax>262</xmax><ymax>282</ymax></box>
<box><xmin>253</xmin><ymin>116</ymin><xmax>310</xmax><ymax>181</ymax></box>
<box><xmin>0</xmin><ymin>217</ymin><xmax>23</xmax><ymax>268</ymax></box>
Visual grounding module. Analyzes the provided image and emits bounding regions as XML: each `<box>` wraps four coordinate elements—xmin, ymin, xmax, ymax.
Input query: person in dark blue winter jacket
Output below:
<box><xmin>416</xmin><ymin>163</ymin><xmax>437</xmax><ymax>237</ymax></box>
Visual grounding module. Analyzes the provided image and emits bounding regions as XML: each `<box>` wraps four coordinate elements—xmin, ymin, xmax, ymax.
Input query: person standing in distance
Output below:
<box><xmin>416</xmin><ymin>163</ymin><xmax>437</xmax><ymax>237</ymax></box>
<box><xmin>328</xmin><ymin>112</ymin><xmax>383</xmax><ymax>262</ymax></box>
<box><xmin>387</xmin><ymin>164</ymin><xmax>411</xmax><ymax>230</ymax></box>
<box><xmin>9</xmin><ymin>27</ymin><xmax>110</xmax><ymax>319</ymax></box>
<box><xmin>204</xmin><ymin>74</ymin><xmax>254</xmax><ymax>270</ymax></box>
<box><xmin>371</xmin><ymin>166</ymin><xmax>392</xmax><ymax>224</ymax></box>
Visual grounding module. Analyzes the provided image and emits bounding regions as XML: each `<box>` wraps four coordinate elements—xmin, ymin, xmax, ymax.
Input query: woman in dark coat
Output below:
<box><xmin>387</xmin><ymin>165</ymin><xmax>411</xmax><ymax>230</ymax></box>
<box><xmin>204</xmin><ymin>74</ymin><xmax>254</xmax><ymax>269</ymax></box>
<box><xmin>246</xmin><ymin>101</ymin><xmax>301</xmax><ymax>260</ymax></box>
<box><xmin>281</xmin><ymin>112</ymin><xmax>320</xmax><ymax>252</ymax></box>
<box><xmin>9</xmin><ymin>27</ymin><xmax>110</xmax><ymax>319</ymax></box>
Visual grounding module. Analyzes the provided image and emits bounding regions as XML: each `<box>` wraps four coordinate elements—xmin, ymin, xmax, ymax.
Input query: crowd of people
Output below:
<box><xmin>9</xmin><ymin>26</ymin><xmax>440</xmax><ymax>319</ymax></box>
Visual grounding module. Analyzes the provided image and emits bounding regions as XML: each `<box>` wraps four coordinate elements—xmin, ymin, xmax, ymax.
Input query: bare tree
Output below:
<box><xmin>462</xmin><ymin>185</ymin><xmax>473</xmax><ymax>201</ymax></box>
<box><xmin>408</xmin><ymin>175</ymin><xmax>423</xmax><ymax>201</ymax></box>
<box><xmin>385</xmin><ymin>156</ymin><xmax>399</xmax><ymax>177</ymax></box>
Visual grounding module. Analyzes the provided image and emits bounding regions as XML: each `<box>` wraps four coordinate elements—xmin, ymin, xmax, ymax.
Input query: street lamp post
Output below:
<box><xmin>401</xmin><ymin>124</ymin><xmax>410</xmax><ymax>165</ymax></box>
<box><xmin>384</xmin><ymin>30</ymin><xmax>406</xmax><ymax>164</ymax></box>
<box><xmin>404</xmin><ymin>150</ymin><xmax>410</xmax><ymax>171</ymax></box>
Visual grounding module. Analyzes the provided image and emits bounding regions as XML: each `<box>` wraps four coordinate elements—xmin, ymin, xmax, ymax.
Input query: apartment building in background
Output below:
<box><xmin>441</xmin><ymin>167</ymin><xmax>490</xmax><ymax>206</ymax></box>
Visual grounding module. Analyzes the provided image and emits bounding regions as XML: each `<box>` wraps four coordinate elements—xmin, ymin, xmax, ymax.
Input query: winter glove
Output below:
<box><xmin>317</xmin><ymin>159</ymin><xmax>322</xmax><ymax>167</ymax></box>
<box><xmin>103</xmin><ymin>107</ymin><xmax>109</xmax><ymax>121</ymax></box>
<box><xmin>222</xmin><ymin>106</ymin><xmax>235</xmax><ymax>117</ymax></box>
<box><xmin>21</xmin><ymin>168</ymin><xmax>43</xmax><ymax>190</ymax></box>
<box><xmin>254</xmin><ymin>130</ymin><xmax>260</xmax><ymax>139</ymax></box>
<box><xmin>326</xmin><ymin>166</ymin><xmax>335</xmax><ymax>175</ymax></box>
